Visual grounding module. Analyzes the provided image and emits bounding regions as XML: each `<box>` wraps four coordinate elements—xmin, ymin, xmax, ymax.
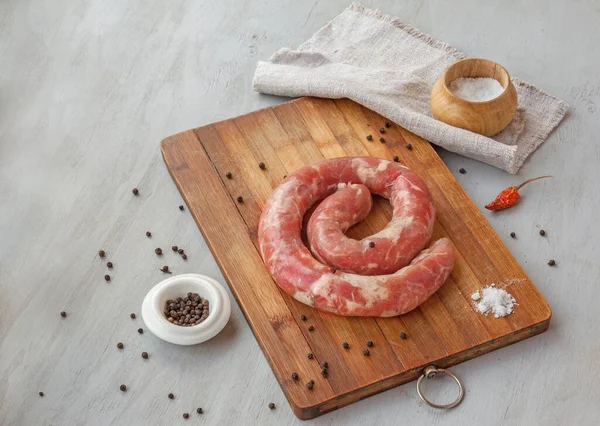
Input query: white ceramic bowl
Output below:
<box><xmin>141</xmin><ymin>274</ymin><xmax>231</xmax><ymax>345</ymax></box>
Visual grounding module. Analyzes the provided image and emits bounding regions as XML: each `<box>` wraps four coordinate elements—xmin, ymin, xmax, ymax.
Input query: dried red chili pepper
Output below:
<box><xmin>485</xmin><ymin>176</ymin><xmax>552</xmax><ymax>211</ymax></box>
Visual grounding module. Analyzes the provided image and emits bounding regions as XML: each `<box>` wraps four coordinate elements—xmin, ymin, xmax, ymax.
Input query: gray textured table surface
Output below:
<box><xmin>1</xmin><ymin>1</ymin><xmax>599</xmax><ymax>425</ymax></box>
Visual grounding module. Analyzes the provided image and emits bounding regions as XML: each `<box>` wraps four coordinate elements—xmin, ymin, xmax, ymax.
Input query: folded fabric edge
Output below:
<box><xmin>512</xmin><ymin>89</ymin><xmax>569</xmax><ymax>172</ymax></box>
<box><xmin>346</xmin><ymin>3</ymin><xmax>466</xmax><ymax>60</ymax></box>
<box><xmin>252</xmin><ymin>61</ymin><xmax>301</xmax><ymax>94</ymax></box>
<box><xmin>513</xmin><ymin>78</ymin><xmax>570</xmax><ymax>113</ymax></box>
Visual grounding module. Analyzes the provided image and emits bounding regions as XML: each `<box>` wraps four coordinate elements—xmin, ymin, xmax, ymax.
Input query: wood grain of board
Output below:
<box><xmin>161</xmin><ymin>97</ymin><xmax>551</xmax><ymax>420</ymax></box>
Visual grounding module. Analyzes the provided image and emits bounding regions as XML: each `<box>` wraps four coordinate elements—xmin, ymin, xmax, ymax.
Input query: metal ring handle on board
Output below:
<box><xmin>416</xmin><ymin>365</ymin><xmax>464</xmax><ymax>409</ymax></box>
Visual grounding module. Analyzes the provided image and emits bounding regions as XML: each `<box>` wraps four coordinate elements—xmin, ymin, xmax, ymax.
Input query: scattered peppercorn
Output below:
<box><xmin>120</xmin><ymin>384</ymin><xmax>127</xmax><ymax>392</ymax></box>
<box><xmin>283</xmin><ymin>175</ymin><xmax>287</xmax><ymax>179</ymax></box>
<box><xmin>155</xmin><ymin>248</ymin><xmax>162</xmax><ymax>255</ymax></box>
<box><xmin>196</xmin><ymin>408</ymin><xmax>203</xmax><ymax>414</ymax></box>
<box><xmin>321</xmin><ymin>369</ymin><xmax>328</xmax><ymax>378</ymax></box>
<box><xmin>117</xmin><ymin>342</ymin><xmax>124</xmax><ymax>349</ymax></box>
<box><xmin>132</xmin><ymin>188</ymin><xmax>139</xmax><ymax>195</ymax></box>
<box><xmin>291</xmin><ymin>372</ymin><xmax>299</xmax><ymax>381</ymax></box>
<box><xmin>178</xmin><ymin>249</ymin><xmax>184</xmax><ymax>255</ymax></box>
<box><xmin>107</xmin><ymin>262</ymin><xmax>113</xmax><ymax>269</ymax></box>
<box><xmin>182</xmin><ymin>254</ymin><xmax>188</xmax><ymax>260</ymax></box>
<box><xmin>379</xmin><ymin>128</ymin><xmax>385</xmax><ymax>133</ymax></box>
<box><xmin>60</xmin><ymin>311</ymin><xmax>67</xmax><ymax>318</ymax></box>
<box><xmin>130</xmin><ymin>313</ymin><xmax>136</xmax><ymax>319</ymax></box>
<box><xmin>539</xmin><ymin>229</ymin><xmax>546</xmax><ymax>236</ymax></box>
<box><xmin>459</xmin><ymin>168</ymin><xmax>466</xmax><ymax>174</ymax></box>
<box><xmin>306</xmin><ymin>380</ymin><xmax>314</xmax><ymax>390</ymax></box>
<box><xmin>366</xmin><ymin>341</ymin><xmax>373</xmax><ymax>347</ymax></box>
<box><xmin>104</xmin><ymin>275</ymin><xmax>111</xmax><ymax>282</ymax></box>
<box><xmin>160</xmin><ymin>266</ymin><xmax>171</xmax><ymax>274</ymax></box>
<box><xmin>168</xmin><ymin>393</ymin><xmax>174</xmax><ymax>399</ymax></box>
<box><xmin>379</xmin><ymin>137</ymin><xmax>385</xmax><ymax>143</ymax></box>
<box><xmin>400</xmin><ymin>332</ymin><xmax>407</xmax><ymax>339</ymax></box>
<box><xmin>368</xmin><ymin>241</ymin><xmax>375</xmax><ymax>248</ymax></box>
<box><xmin>320</xmin><ymin>361</ymin><xmax>328</xmax><ymax>369</ymax></box>
<box><xmin>406</xmin><ymin>143</ymin><xmax>413</xmax><ymax>150</ymax></box>
<box><xmin>141</xmin><ymin>352</ymin><xmax>148</xmax><ymax>359</ymax></box>
<box><xmin>300</xmin><ymin>314</ymin><xmax>307</xmax><ymax>321</ymax></box>
<box><xmin>307</xmin><ymin>353</ymin><xmax>314</xmax><ymax>360</ymax></box>
<box><xmin>259</xmin><ymin>162</ymin><xmax>266</xmax><ymax>170</ymax></box>
<box><xmin>237</xmin><ymin>196</ymin><xmax>244</xmax><ymax>203</ymax></box>
<box><xmin>510</xmin><ymin>232</ymin><xmax>516</xmax><ymax>238</ymax></box>
<box><xmin>137</xmin><ymin>328</ymin><xmax>143</xmax><ymax>334</ymax></box>
<box><xmin>146</xmin><ymin>231</ymin><xmax>152</xmax><ymax>237</ymax></box>
<box><xmin>179</xmin><ymin>205</ymin><xmax>184</xmax><ymax>211</ymax></box>
<box><xmin>226</xmin><ymin>172</ymin><xmax>232</xmax><ymax>179</ymax></box>
<box><xmin>172</xmin><ymin>245</ymin><xmax>178</xmax><ymax>252</ymax></box>
<box><xmin>385</xmin><ymin>121</ymin><xmax>391</xmax><ymax>128</ymax></box>
<box><xmin>363</xmin><ymin>349</ymin><xmax>370</xmax><ymax>356</ymax></box>
<box><xmin>268</xmin><ymin>403</ymin><xmax>275</xmax><ymax>409</ymax></box>
<box><xmin>183</xmin><ymin>413</ymin><xmax>189</xmax><ymax>419</ymax></box>
<box><xmin>163</xmin><ymin>292</ymin><xmax>210</xmax><ymax>326</ymax></box>
<box><xmin>548</xmin><ymin>259</ymin><xmax>556</xmax><ymax>266</ymax></box>
<box><xmin>393</xmin><ymin>156</ymin><xmax>399</xmax><ymax>162</ymax></box>
<box><xmin>308</xmin><ymin>325</ymin><xmax>314</xmax><ymax>331</ymax></box>
<box><xmin>366</xmin><ymin>135</ymin><xmax>373</xmax><ymax>141</ymax></box>
<box><xmin>342</xmin><ymin>342</ymin><xmax>350</xmax><ymax>349</ymax></box>
<box><xmin>98</xmin><ymin>250</ymin><xmax>106</xmax><ymax>258</ymax></box>
<box><xmin>39</xmin><ymin>391</ymin><xmax>44</xmax><ymax>397</ymax></box>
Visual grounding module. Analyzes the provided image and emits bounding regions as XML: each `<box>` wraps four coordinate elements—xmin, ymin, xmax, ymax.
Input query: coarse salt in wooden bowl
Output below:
<box><xmin>430</xmin><ymin>58</ymin><xmax>518</xmax><ymax>136</ymax></box>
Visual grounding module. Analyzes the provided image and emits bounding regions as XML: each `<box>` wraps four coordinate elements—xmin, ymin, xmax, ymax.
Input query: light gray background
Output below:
<box><xmin>1</xmin><ymin>1</ymin><xmax>598</xmax><ymax>425</ymax></box>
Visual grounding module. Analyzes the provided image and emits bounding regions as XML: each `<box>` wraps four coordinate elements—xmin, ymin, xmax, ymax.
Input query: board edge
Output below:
<box><xmin>292</xmin><ymin>314</ymin><xmax>550</xmax><ymax>419</ymax></box>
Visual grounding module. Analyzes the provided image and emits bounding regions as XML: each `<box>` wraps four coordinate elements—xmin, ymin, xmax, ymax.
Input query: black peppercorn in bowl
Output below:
<box><xmin>141</xmin><ymin>274</ymin><xmax>231</xmax><ymax>345</ymax></box>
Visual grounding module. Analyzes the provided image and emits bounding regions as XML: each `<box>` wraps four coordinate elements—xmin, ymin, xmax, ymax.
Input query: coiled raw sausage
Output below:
<box><xmin>258</xmin><ymin>157</ymin><xmax>454</xmax><ymax>317</ymax></box>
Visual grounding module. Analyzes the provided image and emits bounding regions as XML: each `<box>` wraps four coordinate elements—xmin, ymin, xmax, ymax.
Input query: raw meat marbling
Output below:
<box><xmin>258</xmin><ymin>157</ymin><xmax>454</xmax><ymax>317</ymax></box>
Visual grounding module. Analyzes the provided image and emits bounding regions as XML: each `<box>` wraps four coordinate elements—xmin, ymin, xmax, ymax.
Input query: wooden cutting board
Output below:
<box><xmin>160</xmin><ymin>97</ymin><xmax>551</xmax><ymax>420</ymax></box>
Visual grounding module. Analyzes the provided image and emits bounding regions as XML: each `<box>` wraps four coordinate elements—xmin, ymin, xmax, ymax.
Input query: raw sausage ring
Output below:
<box><xmin>258</xmin><ymin>157</ymin><xmax>454</xmax><ymax>317</ymax></box>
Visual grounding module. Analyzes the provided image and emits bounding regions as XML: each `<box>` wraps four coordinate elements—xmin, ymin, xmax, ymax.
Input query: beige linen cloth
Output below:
<box><xmin>253</xmin><ymin>3</ymin><xmax>568</xmax><ymax>174</ymax></box>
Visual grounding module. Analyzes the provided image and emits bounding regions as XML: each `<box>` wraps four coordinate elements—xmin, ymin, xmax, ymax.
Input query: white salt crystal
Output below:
<box><xmin>471</xmin><ymin>285</ymin><xmax>517</xmax><ymax>318</ymax></box>
<box><xmin>448</xmin><ymin>77</ymin><xmax>505</xmax><ymax>102</ymax></box>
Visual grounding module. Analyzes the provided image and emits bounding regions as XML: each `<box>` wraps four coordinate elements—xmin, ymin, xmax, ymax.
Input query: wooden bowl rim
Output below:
<box><xmin>441</xmin><ymin>57</ymin><xmax>513</xmax><ymax>105</ymax></box>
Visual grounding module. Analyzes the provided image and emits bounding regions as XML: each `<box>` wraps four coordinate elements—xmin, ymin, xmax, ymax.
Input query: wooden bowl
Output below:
<box><xmin>430</xmin><ymin>58</ymin><xmax>518</xmax><ymax>136</ymax></box>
